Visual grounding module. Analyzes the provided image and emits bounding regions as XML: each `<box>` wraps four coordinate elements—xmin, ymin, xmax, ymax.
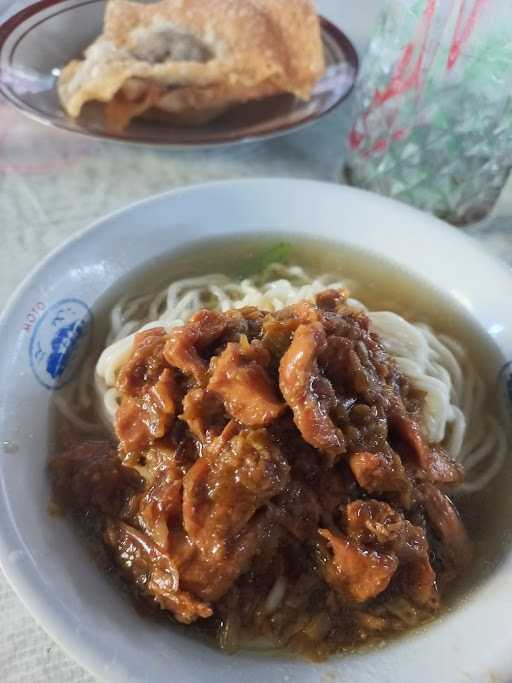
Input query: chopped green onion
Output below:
<box><xmin>237</xmin><ymin>242</ymin><xmax>292</xmax><ymax>278</ymax></box>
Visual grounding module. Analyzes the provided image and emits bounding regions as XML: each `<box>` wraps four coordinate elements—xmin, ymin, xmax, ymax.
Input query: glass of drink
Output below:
<box><xmin>343</xmin><ymin>0</ymin><xmax>512</xmax><ymax>226</ymax></box>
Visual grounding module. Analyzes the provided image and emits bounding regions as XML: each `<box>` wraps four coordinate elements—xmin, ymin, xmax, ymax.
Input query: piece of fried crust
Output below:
<box><xmin>58</xmin><ymin>0</ymin><xmax>325</xmax><ymax>130</ymax></box>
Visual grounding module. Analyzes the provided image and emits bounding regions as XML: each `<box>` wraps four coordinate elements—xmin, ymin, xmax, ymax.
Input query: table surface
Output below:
<box><xmin>1</xmin><ymin>1</ymin><xmax>512</xmax><ymax>681</ymax></box>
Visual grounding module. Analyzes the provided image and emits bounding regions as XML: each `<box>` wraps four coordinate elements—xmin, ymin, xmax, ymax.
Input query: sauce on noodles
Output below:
<box><xmin>49</xmin><ymin>236</ymin><xmax>511</xmax><ymax>659</ymax></box>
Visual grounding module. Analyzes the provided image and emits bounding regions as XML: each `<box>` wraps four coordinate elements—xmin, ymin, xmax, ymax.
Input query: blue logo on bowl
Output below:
<box><xmin>29</xmin><ymin>299</ymin><xmax>93</xmax><ymax>390</ymax></box>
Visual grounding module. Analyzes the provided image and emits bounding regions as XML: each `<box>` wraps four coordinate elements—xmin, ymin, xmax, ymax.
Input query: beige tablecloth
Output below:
<box><xmin>1</xmin><ymin>1</ymin><xmax>512</xmax><ymax>681</ymax></box>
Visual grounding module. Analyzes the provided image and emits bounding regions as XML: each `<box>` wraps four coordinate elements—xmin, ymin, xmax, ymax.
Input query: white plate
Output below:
<box><xmin>0</xmin><ymin>179</ymin><xmax>512</xmax><ymax>682</ymax></box>
<box><xmin>0</xmin><ymin>0</ymin><xmax>358</xmax><ymax>148</ymax></box>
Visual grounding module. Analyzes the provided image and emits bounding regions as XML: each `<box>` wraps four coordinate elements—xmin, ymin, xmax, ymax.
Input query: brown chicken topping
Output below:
<box><xmin>50</xmin><ymin>290</ymin><xmax>471</xmax><ymax>659</ymax></box>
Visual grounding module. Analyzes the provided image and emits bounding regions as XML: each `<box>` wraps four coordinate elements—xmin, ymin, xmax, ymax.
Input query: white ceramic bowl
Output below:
<box><xmin>0</xmin><ymin>179</ymin><xmax>511</xmax><ymax>683</ymax></box>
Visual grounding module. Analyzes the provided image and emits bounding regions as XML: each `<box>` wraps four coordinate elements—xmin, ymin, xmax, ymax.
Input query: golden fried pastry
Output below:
<box><xmin>58</xmin><ymin>0</ymin><xmax>325</xmax><ymax>131</ymax></box>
